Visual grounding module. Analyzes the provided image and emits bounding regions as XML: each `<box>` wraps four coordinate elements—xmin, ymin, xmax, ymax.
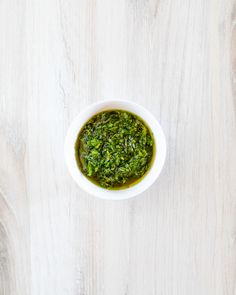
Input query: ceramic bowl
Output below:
<box><xmin>65</xmin><ymin>99</ymin><xmax>166</xmax><ymax>200</ymax></box>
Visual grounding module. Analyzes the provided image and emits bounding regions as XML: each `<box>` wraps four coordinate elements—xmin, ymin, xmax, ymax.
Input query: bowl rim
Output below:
<box><xmin>64</xmin><ymin>99</ymin><xmax>166</xmax><ymax>200</ymax></box>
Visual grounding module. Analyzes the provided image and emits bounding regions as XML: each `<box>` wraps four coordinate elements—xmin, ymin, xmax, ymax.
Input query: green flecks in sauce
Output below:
<box><xmin>75</xmin><ymin>110</ymin><xmax>155</xmax><ymax>189</ymax></box>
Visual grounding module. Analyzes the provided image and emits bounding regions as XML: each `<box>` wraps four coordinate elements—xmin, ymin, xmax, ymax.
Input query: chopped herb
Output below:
<box><xmin>75</xmin><ymin>110</ymin><xmax>154</xmax><ymax>189</ymax></box>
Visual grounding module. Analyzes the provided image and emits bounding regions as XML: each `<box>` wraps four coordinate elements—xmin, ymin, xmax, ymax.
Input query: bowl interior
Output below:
<box><xmin>65</xmin><ymin>100</ymin><xmax>166</xmax><ymax>200</ymax></box>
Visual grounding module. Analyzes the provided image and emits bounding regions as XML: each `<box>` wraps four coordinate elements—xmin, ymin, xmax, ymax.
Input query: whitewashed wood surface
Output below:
<box><xmin>0</xmin><ymin>0</ymin><xmax>236</xmax><ymax>294</ymax></box>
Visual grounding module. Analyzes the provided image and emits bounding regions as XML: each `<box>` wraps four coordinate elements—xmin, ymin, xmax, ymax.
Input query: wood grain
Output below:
<box><xmin>0</xmin><ymin>0</ymin><xmax>236</xmax><ymax>294</ymax></box>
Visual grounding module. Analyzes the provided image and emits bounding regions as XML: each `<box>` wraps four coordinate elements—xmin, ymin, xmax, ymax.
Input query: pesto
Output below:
<box><xmin>75</xmin><ymin>110</ymin><xmax>154</xmax><ymax>189</ymax></box>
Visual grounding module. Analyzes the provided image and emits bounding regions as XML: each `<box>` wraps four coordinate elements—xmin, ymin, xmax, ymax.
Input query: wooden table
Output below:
<box><xmin>0</xmin><ymin>0</ymin><xmax>236</xmax><ymax>294</ymax></box>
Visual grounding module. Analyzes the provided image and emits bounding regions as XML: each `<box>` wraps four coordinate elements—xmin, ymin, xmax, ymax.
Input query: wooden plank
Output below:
<box><xmin>0</xmin><ymin>0</ymin><xmax>235</xmax><ymax>294</ymax></box>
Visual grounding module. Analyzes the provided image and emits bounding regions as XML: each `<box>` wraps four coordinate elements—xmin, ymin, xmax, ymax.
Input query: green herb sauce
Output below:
<box><xmin>75</xmin><ymin>110</ymin><xmax>155</xmax><ymax>189</ymax></box>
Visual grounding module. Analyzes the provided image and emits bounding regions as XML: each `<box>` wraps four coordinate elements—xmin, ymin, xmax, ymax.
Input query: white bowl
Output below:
<box><xmin>65</xmin><ymin>100</ymin><xmax>166</xmax><ymax>200</ymax></box>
